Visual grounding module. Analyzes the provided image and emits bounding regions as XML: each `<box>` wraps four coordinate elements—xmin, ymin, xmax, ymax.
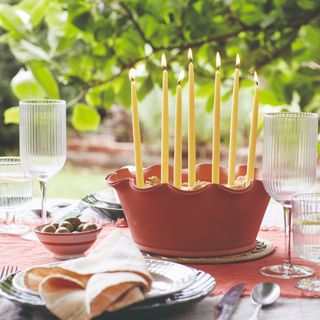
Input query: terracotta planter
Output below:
<box><xmin>106</xmin><ymin>164</ymin><xmax>270</xmax><ymax>257</ymax></box>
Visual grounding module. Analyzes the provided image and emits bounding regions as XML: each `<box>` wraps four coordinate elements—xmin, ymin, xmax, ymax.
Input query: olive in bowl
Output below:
<box><xmin>34</xmin><ymin>219</ymin><xmax>102</xmax><ymax>260</ymax></box>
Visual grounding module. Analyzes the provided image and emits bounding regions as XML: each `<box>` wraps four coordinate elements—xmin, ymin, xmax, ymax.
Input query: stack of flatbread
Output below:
<box><xmin>23</xmin><ymin>230</ymin><xmax>152</xmax><ymax>320</ymax></box>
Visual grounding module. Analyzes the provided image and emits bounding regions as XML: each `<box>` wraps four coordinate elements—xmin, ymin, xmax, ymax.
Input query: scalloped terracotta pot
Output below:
<box><xmin>106</xmin><ymin>164</ymin><xmax>270</xmax><ymax>257</ymax></box>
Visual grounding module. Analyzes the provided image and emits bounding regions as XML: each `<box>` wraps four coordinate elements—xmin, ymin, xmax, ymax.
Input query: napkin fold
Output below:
<box><xmin>23</xmin><ymin>230</ymin><xmax>152</xmax><ymax>320</ymax></box>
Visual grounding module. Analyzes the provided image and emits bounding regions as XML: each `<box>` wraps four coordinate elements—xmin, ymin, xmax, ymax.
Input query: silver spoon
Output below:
<box><xmin>249</xmin><ymin>282</ymin><xmax>280</xmax><ymax>320</ymax></box>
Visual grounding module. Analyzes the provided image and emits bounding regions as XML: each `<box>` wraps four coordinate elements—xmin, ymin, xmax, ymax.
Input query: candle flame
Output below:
<box><xmin>188</xmin><ymin>48</ymin><xmax>193</xmax><ymax>62</ymax></box>
<box><xmin>129</xmin><ymin>68</ymin><xmax>136</xmax><ymax>81</ymax></box>
<box><xmin>161</xmin><ymin>53</ymin><xmax>167</xmax><ymax>69</ymax></box>
<box><xmin>178</xmin><ymin>70</ymin><xmax>185</xmax><ymax>84</ymax></box>
<box><xmin>254</xmin><ymin>71</ymin><xmax>259</xmax><ymax>85</ymax></box>
<box><xmin>216</xmin><ymin>52</ymin><xmax>221</xmax><ymax>69</ymax></box>
<box><xmin>236</xmin><ymin>54</ymin><xmax>240</xmax><ymax>67</ymax></box>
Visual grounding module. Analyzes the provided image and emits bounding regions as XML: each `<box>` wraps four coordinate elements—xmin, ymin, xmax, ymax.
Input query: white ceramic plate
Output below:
<box><xmin>12</xmin><ymin>258</ymin><xmax>196</xmax><ymax>300</ymax></box>
<box><xmin>94</xmin><ymin>188</ymin><xmax>121</xmax><ymax>207</ymax></box>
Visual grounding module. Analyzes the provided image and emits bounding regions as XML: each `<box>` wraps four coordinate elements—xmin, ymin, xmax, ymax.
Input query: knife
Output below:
<box><xmin>216</xmin><ymin>283</ymin><xmax>244</xmax><ymax>320</ymax></box>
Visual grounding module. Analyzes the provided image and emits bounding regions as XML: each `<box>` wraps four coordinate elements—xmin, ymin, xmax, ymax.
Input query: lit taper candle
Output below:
<box><xmin>161</xmin><ymin>53</ymin><xmax>169</xmax><ymax>183</ymax></box>
<box><xmin>188</xmin><ymin>48</ymin><xmax>196</xmax><ymax>187</ymax></box>
<box><xmin>174</xmin><ymin>71</ymin><xmax>185</xmax><ymax>189</ymax></box>
<box><xmin>212</xmin><ymin>52</ymin><xmax>221</xmax><ymax>184</ymax></box>
<box><xmin>246</xmin><ymin>71</ymin><xmax>260</xmax><ymax>186</ymax></box>
<box><xmin>227</xmin><ymin>54</ymin><xmax>240</xmax><ymax>187</ymax></box>
<box><xmin>129</xmin><ymin>68</ymin><xmax>144</xmax><ymax>188</ymax></box>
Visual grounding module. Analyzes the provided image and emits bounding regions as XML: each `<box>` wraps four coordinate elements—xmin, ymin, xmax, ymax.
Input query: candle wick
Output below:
<box><xmin>255</xmin><ymin>81</ymin><xmax>258</xmax><ymax>86</ymax></box>
<box><xmin>217</xmin><ymin>66</ymin><xmax>220</xmax><ymax>71</ymax></box>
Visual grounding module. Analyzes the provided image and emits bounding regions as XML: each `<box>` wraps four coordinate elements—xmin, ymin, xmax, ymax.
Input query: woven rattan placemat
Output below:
<box><xmin>144</xmin><ymin>238</ymin><xmax>274</xmax><ymax>264</ymax></box>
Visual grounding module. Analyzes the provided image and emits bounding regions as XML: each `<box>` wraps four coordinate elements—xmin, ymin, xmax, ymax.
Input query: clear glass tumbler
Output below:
<box><xmin>292</xmin><ymin>193</ymin><xmax>320</xmax><ymax>292</ymax></box>
<box><xmin>261</xmin><ymin>112</ymin><xmax>318</xmax><ymax>279</ymax></box>
<box><xmin>19</xmin><ymin>99</ymin><xmax>66</xmax><ymax>225</ymax></box>
<box><xmin>0</xmin><ymin>157</ymin><xmax>32</xmax><ymax>234</ymax></box>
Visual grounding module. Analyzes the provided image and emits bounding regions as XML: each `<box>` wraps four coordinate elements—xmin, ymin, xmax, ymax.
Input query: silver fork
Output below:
<box><xmin>0</xmin><ymin>266</ymin><xmax>18</xmax><ymax>279</ymax></box>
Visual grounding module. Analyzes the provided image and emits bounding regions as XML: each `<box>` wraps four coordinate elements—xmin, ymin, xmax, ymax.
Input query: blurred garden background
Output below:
<box><xmin>0</xmin><ymin>0</ymin><xmax>319</xmax><ymax>198</ymax></box>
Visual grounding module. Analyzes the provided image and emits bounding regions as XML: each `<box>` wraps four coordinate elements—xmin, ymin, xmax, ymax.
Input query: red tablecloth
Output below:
<box><xmin>1</xmin><ymin>227</ymin><xmax>319</xmax><ymax>298</ymax></box>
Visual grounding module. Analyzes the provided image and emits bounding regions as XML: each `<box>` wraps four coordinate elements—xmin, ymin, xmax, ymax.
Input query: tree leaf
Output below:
<box><xmin>139</xmin><ymin>76</ymin><xmax>153</xmax><ymax>101</ymax></box>
<box><xmin>4</xmin><ymin>106</ymin><xmax>19</xmax><ymax>124</ymax></box>
<box><xmin>11</xmin><ymin>68</ymin><xmax>46</xmax><ymax>100</ymax></box>
<box><xmin>297</xmin><ymin>0</ymin><xmax>318</xmax><ymax>10</ymax></box>
<box><xmin>0</xmin><ymin>4</ymin><xmax>26</xmax><ymax>36</ymax></box>
<box><xmin>117</xmin><ymin>77</ymin><xmax>131</xmax><ymax>109</ymax></box>
<box><xmin>259</xmin><ymin>89</ymin><xmax>283</xmax><ymax>106</ymax></box>
<box><xmin>30</xmin><ymin>61</ymin><xmax>59</xmax><ymax>98</ymax></box>
<box><xmin>8</xmin><ymin>39</ymin><xmax>49</xmax><ymax>63</ymax></box>
<box><xmin>30</xmin><ymin>0</ymin><xmax>50</xmax><ymax>27</ymax></box>
<box><xmin>102</xmin><ymin>87</ymin><xmax>116</xmax><ymax>109</ymax></box>
<box><xmin>205</xmin><ymin>93</ymin><xmax>214</xmax><ymax>112</ymax></box>
<box><xmin>85</xmin><ymin>88</ymin><xmax>101</xmax><ymax>107</ymax></box>
<box><xmin>71</xmin><ymin>104</ymin><xmax>100</xmax><ymax>131</ymax></box>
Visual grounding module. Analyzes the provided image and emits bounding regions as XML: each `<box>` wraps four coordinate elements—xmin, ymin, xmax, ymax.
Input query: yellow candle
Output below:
<box><xmin>188</xmin><ymin>48</ymin><xmax>196</xmax><ymax>187</ymax></box>
<box><xmin>227</xmin><ymin>54</ymin><xmax>240</xmax><ymax>187</ymax></box>
<box><xmin>129</xmin><ymin>68</ymin><xmax>144</xmax><ymax>188</ymax></box>
<box><xmin>174</xmin><ymin>71</ymin><xmax>184</xmax><ymax>189</ymax></box>
<box><xmin>246</xmin><ymin>71</ymin><xmax>259</xmax><ymax>186</ymax></box>
<box><xmin>161</xmin><ymin>54</ymin><xmax>169</xmax><ymax>183</ymax></box>
<box><xmin>212</xmin><ymin>52</ymin><xmax>221</xmax><ymax>184</ymax></box>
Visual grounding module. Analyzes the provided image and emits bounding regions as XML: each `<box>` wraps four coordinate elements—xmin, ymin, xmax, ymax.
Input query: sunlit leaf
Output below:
<box><xmin>30</xmin><ymin>62</ymin><xmax>59</xmax><ymax>98</ymax></box>
<box><xmin>259</xmin><ymin>89</ymin><xmax>283</xmax><ymax>106</ymax></box>
<box><xmin>4</xmin><ymin>107</ymin><xmax>19</xmax><ymax>124</ymax></box>
<box><xmin>85</xmin><ymin>88</ymin><xmax>101</xmax><ymax>107</ymax></box>
<box><xmin>8</xmin><ymin>39</ymin><xmax>49</xmax><ymax>63</ymax></box>
<box><xmin>0</xmin><ymin>4</ymin><xmax>26</xmax><ymax>35</ymax></box>
<box><xmin>71</xmin><ymin>104</ymin><xmax>101</xmax><ymax>131</ymax></box>
<box><xmin>30</xmin><ymin>0</ymin><xmax>50</xmax><ymax>27</ymax></box>
<box><xmin>11</xmin><ymin>68</ymin><xmax>46</xmax><ymax>100</ymax></box>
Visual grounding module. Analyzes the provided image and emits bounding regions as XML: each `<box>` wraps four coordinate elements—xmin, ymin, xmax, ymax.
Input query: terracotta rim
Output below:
<box><xmin>106</xmin><ymin>163</ymin><xmax>260</xmax><ymax>195</ymax></box>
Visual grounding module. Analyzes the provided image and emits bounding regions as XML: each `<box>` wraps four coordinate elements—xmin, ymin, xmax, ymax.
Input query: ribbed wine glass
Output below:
<box><xmin>261</xmin><ymin>112</ymin><xmax>318</xmax><ymax>279</ymax></box>
<box><xmin>19</xmin><ymin>99</ymin><xmax>66</xmax><ymax>224</ymax></box>
<box><xmin>0</xmin><ymin>157</ymin><xmax>32</xmax><ymax>234</ymax></box>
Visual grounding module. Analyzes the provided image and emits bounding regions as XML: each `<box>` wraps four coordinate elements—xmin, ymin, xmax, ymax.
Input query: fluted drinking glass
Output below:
<box><xmin>261</xmin><ymin>112</ymin><xmax>318</xmax><ymax>279</ymax></box>
<box><xmin>19</xmin><ymin>99</ymin><xmax>66</xmax><ymax>224</ymax></box>
<box><xmin>292</xmin><ymin>193</ymin><xmax>320</xmax><ymax>292</ymax></box>
<box><xmin>0</xmin><ymin>157</ymin><xmax>32</xmax><ymax>234</ymax></box>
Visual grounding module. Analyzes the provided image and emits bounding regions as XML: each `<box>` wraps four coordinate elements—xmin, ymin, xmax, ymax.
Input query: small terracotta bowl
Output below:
<box><xmin>34</xmin><ymin>223</ymin><xmax>102</xmax><ymax>260</ymax></box>
<box><xmin>106</xmin><ymin>164</ymin><xmax>270</xmax><ymax>257</ymax></box>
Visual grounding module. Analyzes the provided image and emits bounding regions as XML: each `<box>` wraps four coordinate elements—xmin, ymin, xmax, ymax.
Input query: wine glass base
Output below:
<box><xmin>260</xmin><ymin>264</ymin><xmax>315</xmax><ymax>279</ymax></box>
<box><xmin>296</xmin><ymin>278</ymin><xmax>320</xmax><ymax>292</ymax></box>
<box><xmin>0</xmin><ymin>224</ymin><xmax>30</xmax><ymax>235</ymax></box>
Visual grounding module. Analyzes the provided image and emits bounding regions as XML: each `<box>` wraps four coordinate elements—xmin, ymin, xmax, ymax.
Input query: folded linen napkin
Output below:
<box><xmin>23</xmin><ymin>230</ymin><xmax>153</xmax><ymax>320</ymax></box>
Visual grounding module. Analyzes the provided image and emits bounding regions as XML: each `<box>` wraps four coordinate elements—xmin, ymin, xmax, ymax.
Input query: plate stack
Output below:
<box><xmin>0</xmin><ymin>259</ymin><xmax>215</xmax><ymax>319</ymax></box>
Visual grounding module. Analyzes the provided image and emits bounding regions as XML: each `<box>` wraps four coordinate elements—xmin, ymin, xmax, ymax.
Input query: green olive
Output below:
<box><xmin>82</xmin><ymin>223</ymin><xmax>98</xmax><ymax>232</ymax></box>
<box><xmin>41</xmin><ymin>225</ymin><xmax>56</xmax><ymax>233</ymax></box>
<box><xmin>77</xmin><ymin>223</ymin><xmax>85</xmax><ymax>232</ymax></box>
<box><xmin>55</xmin><ymin>227</ymin><xmax>70</xmax><ymax>234</ymax></box>
<box><xmin>64</xmin><ymin>217</ymin><xmax>82</xmax><ymax>230</ymax></box>
<box><xmin>58</xmin><ymin>221</ymin><xmax>73</xmax><ymax>232</ymax></box>
<box><xmin>52</xmin><ymin>223</ymin><xmax>59</xmax><ymax>229</ymax></box>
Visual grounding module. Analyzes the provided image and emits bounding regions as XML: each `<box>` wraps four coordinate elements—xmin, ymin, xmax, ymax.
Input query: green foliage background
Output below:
<box><xmin>0</xmin><ymin>0</ymin><xmax>319</xmax><ymax>150</ymax></box>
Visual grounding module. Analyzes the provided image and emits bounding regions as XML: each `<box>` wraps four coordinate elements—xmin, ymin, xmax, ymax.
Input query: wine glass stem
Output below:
<box><xmin>5</xmin><ymin>211</ymin><xmax>9</xmax><ymax>225</ymax></box>
<box><xmin>283</xmin><ymin>204</ymin><xmax>292</xmax><ymax>268</ymax></box>
<box><xmin>39</xmin><ymin>180</ymin><xmax>47</xmax><ymax>224</ymax></box>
